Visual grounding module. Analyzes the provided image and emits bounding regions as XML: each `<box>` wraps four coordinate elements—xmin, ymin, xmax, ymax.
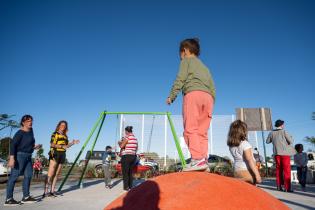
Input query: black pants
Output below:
<box><xmin>297</xmin><ymin>166</ymin><xmax>307</xmax><ymax>187</ymax></box>
<box><xmin>121</xmin><ymin>155</ymin><xmax>136</xmax><ymax>190</ymax></box>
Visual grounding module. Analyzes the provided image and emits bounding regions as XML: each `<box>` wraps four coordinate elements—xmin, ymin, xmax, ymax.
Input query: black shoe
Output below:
<box><xmin>21</xmin><ymin>196</ymin><xmax>38</xmax><ymax>204</ymax></box>
<box><xmin>42</xmin><ymin>192</ymin><xmax>50</xmax><ymax>198</ymax></box>
<box><xmin>47</xmin><ymin>192</ymin><xmax>57</xmax><ymax>197</ymax></box>
<box><xmin>276</xmin><ymin>186</ymin><xmax>283</xmax><ymax>191</ymax></box>
<box><xmin>284</xmin><ymin>189</ymin><xmax>294</xmax><ymax>193</ymax></box>
<box><xmin>4</xmin><ymin>198</ymin><xmax>20</xmax><ymax>206</ymax></box>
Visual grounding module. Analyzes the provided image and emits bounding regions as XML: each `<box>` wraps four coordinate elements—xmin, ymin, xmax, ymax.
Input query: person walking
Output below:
<box><xmin>294</xmin><ymin>144</ymin><xmax>308</xmax><ymax>191</ymax></box>
<box><xmin>266</xmin><ymin>119</ymin><xmax>295</xmax><ymax>192</ymax></box>
<box><xmin>5</xmin><ymin>115</ymin><xmax>42</xmax><ymax>206</ymax></box>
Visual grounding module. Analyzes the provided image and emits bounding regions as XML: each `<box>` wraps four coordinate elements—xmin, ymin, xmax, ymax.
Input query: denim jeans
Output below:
<box><xmin>6</xmin><ymin>152</ymin><xmax>33</xmax><ymax>199</ymax></box>
<box><xmin>103</xmin><ymin>164</ymin><xmax>111</xmax><ymax>186</ymax></box>
<box><xmin>297</xmin><ymin>166</ymin><xmax>307</xmax><ymax>187</ymax></box>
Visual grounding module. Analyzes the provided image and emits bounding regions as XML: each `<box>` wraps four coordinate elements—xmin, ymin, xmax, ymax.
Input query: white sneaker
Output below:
<box><xmin>183</xmin><ymin>159</ymin><xmax>208</xmax><ymax>172</ymax></box>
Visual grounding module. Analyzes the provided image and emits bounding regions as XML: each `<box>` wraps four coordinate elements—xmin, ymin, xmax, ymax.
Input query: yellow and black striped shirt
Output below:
<box><xmin>50</xmin><ymin>131</ymin><xmax>68</xmax><ymax>153</ymax></box>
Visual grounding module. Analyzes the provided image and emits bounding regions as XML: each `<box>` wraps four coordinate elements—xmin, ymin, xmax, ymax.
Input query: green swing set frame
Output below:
<box><xmin>58</xmin><ymin>111</ymin><xmax>186</xmax><ymax>192</ymax></box>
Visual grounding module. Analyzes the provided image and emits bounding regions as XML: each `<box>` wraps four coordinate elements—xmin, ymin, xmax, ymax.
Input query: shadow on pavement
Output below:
<box><xmin>58</xmin><ymin>179</ymin><xmax>104</xmax><ymax>195</ymax></box>
<box><xmin>107</xmin><ymin>180</ymin><xmax>160</xmax><ymax>210</ymax></box>
<box><xmin>279</xmin><ymin>198</ymin><xmax>315</xmax><ymax>210</ymax></box>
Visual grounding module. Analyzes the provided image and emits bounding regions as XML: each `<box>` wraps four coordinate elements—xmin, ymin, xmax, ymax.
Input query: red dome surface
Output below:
<box><xmin>105</xmin><ymin>172</ymin><xmax>289</xmax><ymax>210</ymax></box>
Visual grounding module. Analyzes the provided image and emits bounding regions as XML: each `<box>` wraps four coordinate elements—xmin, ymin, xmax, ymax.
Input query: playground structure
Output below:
<box><xmin>0</xmin><ymin>112</ymin><xmax>272</xmax><ymax>169</ymax></box>
<box><xmin>57</xmin><ymin>110</ymin><xmax>275</xmax><ymax>191</ymax></box>
<box><xmin>58</xmin><ymin>111</ymin><xmax>186</xmax><ymax>192</ymax></box>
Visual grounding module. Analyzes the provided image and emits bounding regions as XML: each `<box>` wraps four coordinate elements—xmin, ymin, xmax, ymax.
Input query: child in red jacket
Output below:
<box><xmin>33</xmin><ymin>158</ymin><xmax>42</xmax><ymax>179</ymax></box>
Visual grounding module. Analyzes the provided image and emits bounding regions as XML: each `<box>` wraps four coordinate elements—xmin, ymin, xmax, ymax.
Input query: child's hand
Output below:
<box><xmin>255</xmin><ymin>175</ymin><xmax>262</xmax><ymax>184</ymax></box>
<box><xmin>7</xmin><ymin>158</ymin><xmax>15</xmax><ymax>168</ymax></box>
<box><xmin>166</xmin><ymin>97</ymin><xmax>172</xmax><ymax>105</ymax></box>
<box><xmin>34</xmin><ymin>144</ymin><xmax>42</xmax><ymax>150</ymax></box>
<box><xmin>72</xmin><ymin>139</ymin><xmax>80</xmax><ymax>145</ymax></box>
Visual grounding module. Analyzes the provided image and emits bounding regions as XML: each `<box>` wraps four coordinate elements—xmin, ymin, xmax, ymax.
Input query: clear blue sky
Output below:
<box><xmin>1</xmin><ymin>0</ymin><xmax>314</xmax><ymax>161</ymax></box>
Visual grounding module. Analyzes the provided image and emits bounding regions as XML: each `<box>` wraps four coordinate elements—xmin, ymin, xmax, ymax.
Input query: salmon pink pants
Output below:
<box><xmin>183</xmin><ymin>91</ymin><xmax>214</xmax><ymax>160</ymax></box>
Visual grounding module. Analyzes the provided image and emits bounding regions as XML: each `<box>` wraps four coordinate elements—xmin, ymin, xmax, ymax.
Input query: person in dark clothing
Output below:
<box><xmin>294</xmin><ymin>144</ymin><xmax>308</xmax><ymax>191</ymax></box>
<box><xmin>5</xmin><ymin>115</ymin><xmax>42</xmax><ymax>206</ymax></box>
<box><xmin>118</xmin><ymin>126</ymin><xmax>138</xmax><ymax>191</ymax></box>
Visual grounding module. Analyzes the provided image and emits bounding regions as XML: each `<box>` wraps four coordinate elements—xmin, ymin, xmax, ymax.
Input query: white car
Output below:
<box><xmin>307</xmin><ymin>152</ymin><xmax>315</xmax><ymax>168</ymax></box>
<box><xmin>0</xmin><ymin>158</ymin><xmax>10</xmax><ymax>182</ymax></box>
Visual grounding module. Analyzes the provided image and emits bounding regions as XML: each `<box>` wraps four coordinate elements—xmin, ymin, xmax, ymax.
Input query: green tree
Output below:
<box><xmin>0</xmin><ymin>137</ymin><xmax>11</xmax><ymax>160</ymax></box>
<box><xmin>36</xmin><ymin>147</ymin><xmax>44</xmax><ymax>157</ymax></box>
<box><xmin>35</xmin><ymin>147</ymin><xmax>49</xmax><ymax>166</ymax></box>
<box><xmin>305</xmin><ymin>136</ymin><xmax>315</xmax><ymax>146</ymax></box>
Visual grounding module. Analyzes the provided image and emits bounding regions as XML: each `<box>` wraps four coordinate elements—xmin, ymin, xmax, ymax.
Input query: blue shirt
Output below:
<box><xmin>102</xmin><ymin>151</ymin><xmax>114</xmax><ymax>165</ymax></box>
<box><xmin>10</xmin><ymin>129</ymin><xmax>35</xmax><ymax>156</ymax></box>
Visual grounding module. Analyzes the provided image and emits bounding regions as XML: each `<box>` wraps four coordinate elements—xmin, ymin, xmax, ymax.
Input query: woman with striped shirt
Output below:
<box><xmin>118</xmin><ymin>126</ymin><xmax>138</xmax><ymax>191</ymax></box>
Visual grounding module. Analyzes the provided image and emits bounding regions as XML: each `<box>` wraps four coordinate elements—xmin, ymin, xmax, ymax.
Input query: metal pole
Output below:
<box><xmin>105</xmin><ymin>111</ymin><xmax>167</xmax><ymax>115</ymax></box>
<box><xmin>260</xmin><ymin>108</ymin><xmax>268</xmax><ymax>176</ymax></box>
<box><xmin>262</xmin><ymin>131</ymin><xmax>268</xmax><ymax>176</ymax></box>
<box><xmin>78</xmin><ymin>113</ymin><xmax>107</xmax><ymax>187</ymax></box>
<box><xmin>58</xmin><ymin>112</ymin><xmax>104</xmax><ymax>192</ymax></box>
<box><xmin>164</xmin><ymin>115</ymin><xmax>167</xmax><ymax>167</ymax></box>
<box><xmin>141</xmin><ymin>114</ymin><xmax>144</xmax><ymax>153</ymax></box>
<box><xmin>115</xmin><ymin>115</ymin><xmax>119</xmax><ymax>153</ymax></box>
<box><xmin>119</xmin><ymin>114</ymin><xmax>123</xmax><ymax>140</ymax></box>
<box><xmin>255</xmin><ymin>131</ymin><xmax>259</xmax><ymax>149</ymax></box>
<box><xmin>166</xmin><ymin>112</ymin><xmax>186</xmax><ymax>168</ymax></box>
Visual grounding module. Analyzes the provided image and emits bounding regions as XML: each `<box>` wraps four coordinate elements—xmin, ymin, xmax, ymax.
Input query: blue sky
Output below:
<box><xmin>1</xmin><ymin>0</ymin><xmax>314</xmax><ymax>161</ymax></box>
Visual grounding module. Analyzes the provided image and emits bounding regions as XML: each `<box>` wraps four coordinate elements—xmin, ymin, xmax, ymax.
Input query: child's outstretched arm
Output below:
<box><xmin>244</xmin><ymin>149</ymin><xmax>262</xmax><ymax>184</ymax></box>
<box><xmin>167</xmin><ymin>59</ymin><xmax>189</xmax><ymax>103</ymax></box>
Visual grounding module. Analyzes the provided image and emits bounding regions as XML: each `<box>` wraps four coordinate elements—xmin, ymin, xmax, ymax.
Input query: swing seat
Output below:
<box><xmin>115</xmin><ymin>163</ymin><xmax>152</xmax><ymax>174</ymax></box>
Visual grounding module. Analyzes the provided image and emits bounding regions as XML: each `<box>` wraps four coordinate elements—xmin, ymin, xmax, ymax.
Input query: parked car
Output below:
<box><xmin>172</xmin><ymin>154</ymin><xmax>232</xmax><ymax>172</ymax></box>
<box><xmin>207</xmin><ymin>154</ymin><xmax>232</xmax><ymax>168</ymax></box>
<box><xmin>0</xmin><ymin>158</ymin><xmax>10</xmax><ymax>182</ymax></box>
<box><xmin>79</xmin><ymin>151</ymin><xmax>117</xmax><ymax>176</ymax></box>
<box><xmin>307</xmin><ymin>152</ymin><xmax>315</xmax><ymax>169</ymax></box>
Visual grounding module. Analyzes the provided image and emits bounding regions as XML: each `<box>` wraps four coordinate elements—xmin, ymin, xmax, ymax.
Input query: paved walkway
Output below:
<box><xmin>0</xmin><ymin>177</ymin><xmax>314</xmax><ymax>210</ymax></box>
<box><xmin>258</xmin><ymin>179</ymin><xmax>315</xmax><ymax>210</ymax></box>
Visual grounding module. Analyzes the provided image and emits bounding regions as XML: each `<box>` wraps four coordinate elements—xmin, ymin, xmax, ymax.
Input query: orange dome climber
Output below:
<box><xmin>105</xmin><ymin>172</ymin><xmax>289</xmax><ymax>210</ymax></box>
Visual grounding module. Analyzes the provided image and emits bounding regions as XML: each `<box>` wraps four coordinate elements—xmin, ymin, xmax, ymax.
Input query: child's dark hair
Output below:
<box><xmin>179</xmin><ymin>38</ymin><xmax>200</xmax><ymax>56</ymax></box>
<box><xmin>20</xmin><ymin>115</ymin><xmax>33</xmax><ymax>126</ymax></box>
<box><xmin>227</xmin><ymin>120</ymin><xmax>248</xmax><ymax>147</ymax></box>
<box><xmin>105</xmin><ymin>146</ymin><xmax>112</xmax><ymax>150</ymax></box>
<box><xmin>125</xmin><ymin>126</ymin><xmax>133</xmax><ymax>133</ymax></box>
<box><xmin>295</xmin><ymin>144</ymin><xmax>303</xmax><ymax>152</ymax></box>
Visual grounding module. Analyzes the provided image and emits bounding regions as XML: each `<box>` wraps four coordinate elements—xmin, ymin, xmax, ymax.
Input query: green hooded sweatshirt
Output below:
<box><xmin>168</xmin><ymin>57</ymin><xmax>216</xmax><ymax>102</ymax></box>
